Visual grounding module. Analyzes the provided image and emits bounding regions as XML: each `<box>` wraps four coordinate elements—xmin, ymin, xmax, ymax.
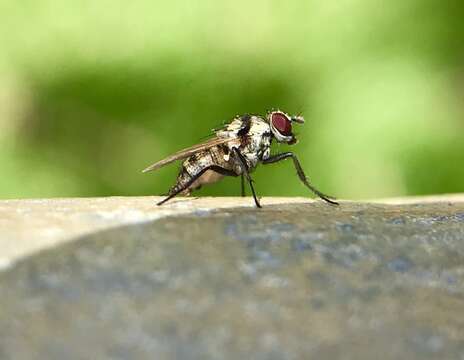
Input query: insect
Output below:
<box><xmin>142</xmin><ymin>110</ymin><xmax>338</xmax><ymax>208</ymax></box>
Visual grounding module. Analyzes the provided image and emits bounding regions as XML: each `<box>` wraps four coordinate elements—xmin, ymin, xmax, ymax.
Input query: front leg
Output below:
<box><xmin>233</xmin><ymin>148</ymin><xmax>261</xmax><ymax>208</ymax></box>
<box><xmin>262</xmin><ymin>152</ymin><xmax>339</xmax><ymax>205</ymax></box>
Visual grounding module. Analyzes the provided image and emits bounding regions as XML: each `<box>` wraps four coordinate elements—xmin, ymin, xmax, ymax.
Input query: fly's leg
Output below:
<box><xmin>157</xmin><ymin>167</ymin><xmax>209</xmax><ymax>206</ymax></box>
<box><xmin>262</xmin><ymin>152</ymin><xmax>339</xmax><ymax>205</ymax></box>
<box><xmin>157</xmin><ymin>166</ymin><xmax>239</xmax><ymax>206</ymax></box>
<box><xmin>233</xmin><ymin>148</ymin><xmax>261</xmax><ymax>208</ymax></box>
<box><xmin>238</xmin><ymin>114</ymin><xmax>250</xmax><ymax>198</ymax></box>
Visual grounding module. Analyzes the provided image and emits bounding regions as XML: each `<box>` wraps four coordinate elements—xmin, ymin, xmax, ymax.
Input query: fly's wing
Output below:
<box><xmin>142</xmin><ymin>136</ymin><xmax>239</xmax><ymax>173</ymax></box>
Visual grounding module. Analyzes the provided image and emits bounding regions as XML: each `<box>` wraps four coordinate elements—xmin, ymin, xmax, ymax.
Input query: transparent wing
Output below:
<box><xmin>142</xmin><ymin>136</ymin><xmax>239</xmax><ymax>173</ymax></box>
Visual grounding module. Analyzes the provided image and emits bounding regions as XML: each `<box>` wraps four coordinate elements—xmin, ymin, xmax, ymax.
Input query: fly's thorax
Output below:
<box><xmin>217</xmin><ymin>115</ymin><xmax>269</xmax><ymax>138</ymax></box>
<box><xmin>249</xmin><ymin>116</ymin><xmax>271</xmax><ymax>136</ymax></box>
<box><xmin>249</xmin><ymin>116</ymin><xmax>272</xmax><ymax>147</ymax></box>
<box><xmin>239</xmin><ymin>118</ymin><xmax>272</xmax><ymax>169</ymax></box>
<box><xmin>218</xmin><ymin>115</ymin><xmax>272</xmax><ymax>171</ymax></box>
<box><xmin>216</xmin><ymin>117</ymin><xmax>244</xmax><ymax>138</ymax></box>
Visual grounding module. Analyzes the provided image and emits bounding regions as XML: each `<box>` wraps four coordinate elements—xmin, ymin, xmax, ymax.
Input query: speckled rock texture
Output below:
<box><xmin>1</xmin><ymin>199</ymin><xmax>464</xmax><ymax>359</ymax></box>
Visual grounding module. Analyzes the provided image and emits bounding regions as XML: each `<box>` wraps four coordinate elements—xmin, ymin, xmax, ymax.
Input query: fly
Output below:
<box><xmin>142</xmin><ymin>110</ymin><xmax>339</xmax><ymax>208</ymax></box>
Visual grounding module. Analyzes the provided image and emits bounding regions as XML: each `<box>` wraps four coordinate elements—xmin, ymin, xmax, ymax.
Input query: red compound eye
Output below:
<box><xmin>271</xmin><ymin>112</ymin><xmax>292</xmax><ymax>136</ymax></box>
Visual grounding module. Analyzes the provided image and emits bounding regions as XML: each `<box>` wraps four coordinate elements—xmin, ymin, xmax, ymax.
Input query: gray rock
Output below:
<box><xmin>1</xmin><ymin>201</ymin><xmax>464</xmax><ymax>359</ymax></box>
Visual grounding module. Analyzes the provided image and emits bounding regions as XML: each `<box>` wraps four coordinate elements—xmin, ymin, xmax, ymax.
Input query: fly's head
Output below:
<box><xmin>267</xmin><ymin>110</ymin><xmax>305</xmax><ymax>145</ymax></box>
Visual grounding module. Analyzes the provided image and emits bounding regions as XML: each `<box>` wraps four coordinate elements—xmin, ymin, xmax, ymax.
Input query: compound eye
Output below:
<box><xmin>271</xmin><ymin>112</ymin><xmax>292</xmax><ymax>136</ymax></box>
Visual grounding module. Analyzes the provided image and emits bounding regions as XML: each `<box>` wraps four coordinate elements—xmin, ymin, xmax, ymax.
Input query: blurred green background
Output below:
<box><xmin>0</xmin><ymin>0</ymin><xmax>463</xmax><ymax>200</ymax></box>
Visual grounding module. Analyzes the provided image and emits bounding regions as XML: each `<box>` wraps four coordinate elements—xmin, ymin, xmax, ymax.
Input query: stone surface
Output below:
<box><xmin>1</xmin><ymin>197</ymin><xmax>464</xmax><ymax>359</ymax></box>
<box><xmin>0</xmin><ymin>196</ymin><xmax>313</xmax><ymax>269</ymax></box>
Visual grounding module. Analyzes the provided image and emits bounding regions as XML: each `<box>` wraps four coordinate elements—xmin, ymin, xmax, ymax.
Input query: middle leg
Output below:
<box><xmin>233</xmin><ymin>148</ymin><xmax>261</xmax><ymax>208</ymax></box>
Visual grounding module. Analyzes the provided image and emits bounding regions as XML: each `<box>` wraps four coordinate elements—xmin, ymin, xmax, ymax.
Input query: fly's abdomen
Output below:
<box><xmin>168</xmin><ymin>146</ymin><xmax>232</xmax><ymax>196</ymax></box>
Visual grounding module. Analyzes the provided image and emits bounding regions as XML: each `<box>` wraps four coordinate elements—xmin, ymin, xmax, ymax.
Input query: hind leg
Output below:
<box><xmin>157</xmin><ymin>166</ymin><xmax>238</xmax><ymax>206</ymax></box>
<box><xmin>157</xmin><ymin>169</ymin><xmax>207</xmax><ymax>206</ymax></box>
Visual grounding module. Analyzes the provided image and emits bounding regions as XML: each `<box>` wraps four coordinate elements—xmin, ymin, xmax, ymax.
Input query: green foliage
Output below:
<box><xmin>0</xmin><ymin>0</ymin><xmax>463</xmax><ymax>199</ymax></box>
